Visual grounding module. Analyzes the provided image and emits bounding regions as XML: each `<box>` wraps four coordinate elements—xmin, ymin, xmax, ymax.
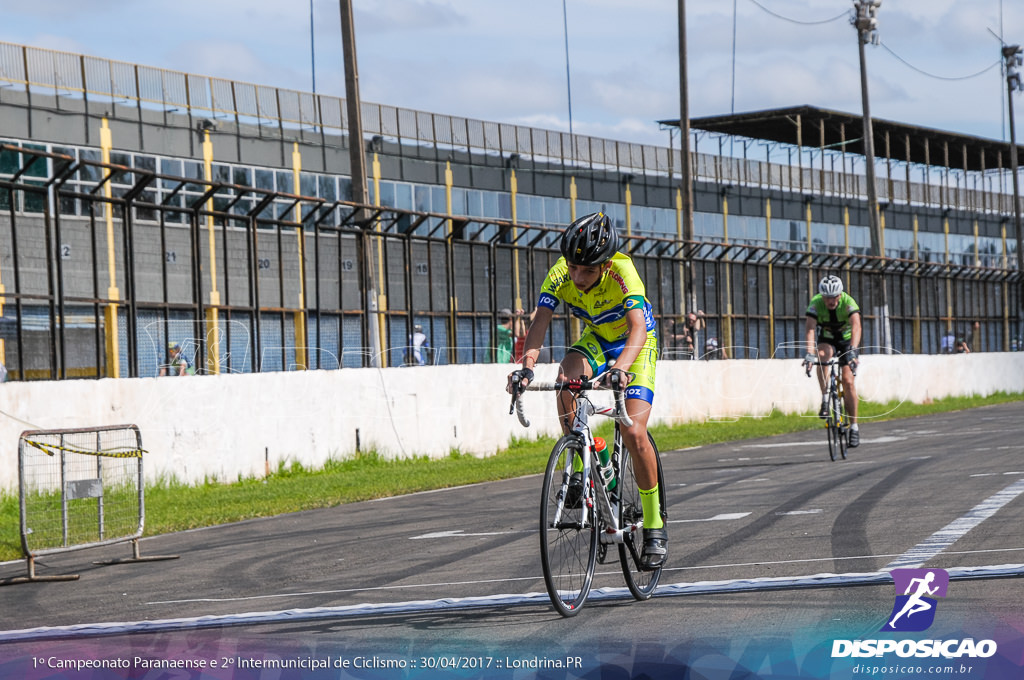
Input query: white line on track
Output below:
<box><xmin>6</xmin><ymin>472</ymin><xmax>1022</xmax><ymax>642</ymax></box>
<box><xmin>409</xmin><ymin>511</ymin><xmax>754</xmax><ymax>539</ymax></box>
<box><xmin>729</xmin><ymin>442</ymin><xmax>824</xmax><ymax>450</ymax></box>
<box><xmin>669</xmin><ymin>512</ymin><xmax>750</xmax><ymax>524</ymax></box>
<box><xmin>147</xmin><ymin>546</ymin><xmax>1024</xmax><ymax>607</ymax></box>
<box><xmin>739</xmin><ymin>436</ymin><xmax>907</xmax><ymax>449</ymax></box>
<box><xmin>884</xmin><ymin>478</ymin><xmax>1024</xmax><ymax>570</ymax></box>
<box><xmin>409</xmin><ymin>529</ymin><xmax>533</xmax><ymax>539</ymax></box>
<box><xmin>3</xmin><ymin>562</ymin><xmax>1022</xmax><ymax>643</ymax></box>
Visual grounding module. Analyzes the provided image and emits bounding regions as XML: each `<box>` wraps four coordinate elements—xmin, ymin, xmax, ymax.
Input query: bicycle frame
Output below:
<box><xmin>512</xmin><ymin>366</ymin><xmax>665</xmax><ymax>615</ymax></box>
<box><xmin>515</xmin><ymin>371</ymin><xmax>642</xmax><ymax>551</ymax></box>
<box><xmin>810</xmin><ymin>358</ymin><xmax>847</xmax><ymax>460</ymax></box>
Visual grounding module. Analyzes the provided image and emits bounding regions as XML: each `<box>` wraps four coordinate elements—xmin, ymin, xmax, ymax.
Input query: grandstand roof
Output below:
<box><xmin>660</xmin><ymin>105</ymin><xmax>1022</xmax><ymax>173</ymax></box>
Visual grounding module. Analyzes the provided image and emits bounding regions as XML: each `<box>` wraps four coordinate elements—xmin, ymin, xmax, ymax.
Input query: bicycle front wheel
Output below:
<box><xmin>617</xmin><ymin>432</ymin><xmax>665</xmax><ymax>600</ymax></box>
<box><xmin>826</xmin><ymin>391</ymin><xmax>841</xmax><ymax>462</ymax></box>
<box><xmin>539</xmin><ymin>435</ymin><xmax>597</xmax><ymax>617</ymax></box>
<box><xmin>837</xmin><ymin>394</ymin><xmax>848</xmax><ymax>460</ymax></box>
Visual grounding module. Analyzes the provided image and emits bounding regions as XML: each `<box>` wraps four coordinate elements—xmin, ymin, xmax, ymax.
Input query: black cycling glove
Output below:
<box><xmin>512</xmin><ymin>367</ymin><xmax>534</xmax><ymax>387</ymax></box>
<box><xmin>606</xmin><ymin>368</ymin><xmax>630</xmax><ymax>389</ymax></box>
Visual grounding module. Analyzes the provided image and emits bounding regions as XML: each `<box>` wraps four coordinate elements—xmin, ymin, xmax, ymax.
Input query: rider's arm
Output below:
<box><xmin>849</xmin><ymin>311</ymin><xmax>862</xmax><ymax>351</ymax></box>
<box><xmin>512</xmin><ymin>310</ymin><xmax>527</xmax><ymax>339</ymax></box>
<box><xmin>804</xmin><ymin>316</ymin><xmax>818</xmax><ymax>355</ymax></box>
<box><xmin>519</xmin><ymin>306</ymin><xmax>553</xmax><ymax>371</ymax></box>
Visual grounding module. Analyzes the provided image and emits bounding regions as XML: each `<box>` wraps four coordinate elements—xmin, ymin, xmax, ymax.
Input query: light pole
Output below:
<box><xmin>310</xmin><ymin>0</ymin><xmax>317</xmax><ymax>94</ymax></box>
<box><xmin>1003</xmin><ymin>44</ymin><xmax>1024</xmax><ymax>273</ymax></box>
<box><xmin>852</xmin><ymin>0</ymin><xmax>890</xmax><ymax>351</ymax></box>
<box><xmin>853</xmin><ymin>0</ymin><xmax>882</xmax><ymax>258</ymax></box>
<box><xmin>678</xmin><ymin>0</ymin><xmax>696</xmax><ymax>315</ymax></box>
<box><xmin>339</xmin><ymin>0</ymin><xmax>383</xmax><ymax>365</ymax></box>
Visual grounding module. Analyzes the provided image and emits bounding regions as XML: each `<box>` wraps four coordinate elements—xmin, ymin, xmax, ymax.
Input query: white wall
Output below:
<box><xmin>1</xmin><ymin>353</ymin><xmax>1021</xmax><ymax>493</ymax></box>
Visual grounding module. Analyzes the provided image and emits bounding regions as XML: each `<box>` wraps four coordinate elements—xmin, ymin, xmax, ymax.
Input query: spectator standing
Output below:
<box><xmin>704</xmin><ymin>336</ymin><xmax>729</xmax><ymax>360</ymax></box>
<box><xmin>513</xmin><ymin>309</ymin><xmax>535</xmax><ymax>362</ymax></box>
<box><xmin>493</xmin><ymin>308</ymin><xmax>525</xmax><ymax>363</ymax></box>
<box><xmin>940</xmin><ymin>331</ymin><xmax>955</xmax><ymax>354</ymax></box>
<box><xmin>673</xmin><ymin>310</ymin><xmax>705</xmax><ymax>359</ymax></box>
<box><xmin>160</xmin><ymin>341</ymin><xmax>194</xmax><ymax>376</ymax></box>
<box><xmin>965</xmin><ymin>321</ymin><xmax>980</xmax><ymax>352</ymax></box>
<box><xmin>408</xmin><ymin>324</ymin><xmax>430</xmax><ymax>365</ymax></box>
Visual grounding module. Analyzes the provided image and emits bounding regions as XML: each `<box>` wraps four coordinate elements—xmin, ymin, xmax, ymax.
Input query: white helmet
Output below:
<box><xmin>818</xmin><ymin>275</ymin><xmax>843</xmax><ymax>297</ymax></box>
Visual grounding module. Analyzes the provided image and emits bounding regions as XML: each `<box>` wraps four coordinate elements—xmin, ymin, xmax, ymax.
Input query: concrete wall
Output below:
<box><xmin>1</xmin><ymin>353</ymin><xmax>1021</xmax><ymax>494</ymax></box>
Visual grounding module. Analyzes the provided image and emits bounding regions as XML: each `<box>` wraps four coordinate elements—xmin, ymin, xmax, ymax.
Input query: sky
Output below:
<box><xmin>1</xmin><ymin>0</ymin><xmax>1022</xmax><ymax>150</ymax></box>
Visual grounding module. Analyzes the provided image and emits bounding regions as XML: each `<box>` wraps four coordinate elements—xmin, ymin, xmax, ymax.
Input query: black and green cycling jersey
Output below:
<box><xmin>806</xmin><ymin>292</ymin><xmax>860</xmax><ymax>342</ymax></box>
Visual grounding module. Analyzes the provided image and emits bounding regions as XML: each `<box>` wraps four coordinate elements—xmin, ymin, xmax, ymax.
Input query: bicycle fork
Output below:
<box><xmin>550</xmin><ymin>428</ymin><xmax>596</xmax><ymax>529</ymax></box>
<box><xmin>836</xmin><ymin>384</ymin><xmax>845</xmax><ymax>428</ymax></box>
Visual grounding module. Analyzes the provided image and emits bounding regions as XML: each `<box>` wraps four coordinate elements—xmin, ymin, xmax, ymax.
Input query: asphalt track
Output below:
<box><xmin>1</xmin><ymin>403</ymin><xmax>1023</xmax><ymax>677</ymax></box>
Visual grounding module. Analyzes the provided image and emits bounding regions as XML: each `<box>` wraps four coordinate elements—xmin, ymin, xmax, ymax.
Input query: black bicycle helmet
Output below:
<box><xmin>560</xmin><ymin>212</ymin><xmax>619</xmax><ymax>266</ymax></box>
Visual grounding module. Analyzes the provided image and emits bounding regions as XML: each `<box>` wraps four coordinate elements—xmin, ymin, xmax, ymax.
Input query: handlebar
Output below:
<box><xmin>803</xmin><ymin>356</ymin><xmax>856</xmax><ymax>377</ymax></box>
<box><xmin>509</xmin><ymin>370</ymin><xmax>634</xmax><ymax>429</ymax></box>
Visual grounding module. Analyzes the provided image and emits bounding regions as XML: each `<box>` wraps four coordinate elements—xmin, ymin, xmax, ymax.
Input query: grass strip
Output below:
<box><xmin>1</xmin><ymin>391</ymin><xmax>1021</xmax><ymax>563</ymax></box>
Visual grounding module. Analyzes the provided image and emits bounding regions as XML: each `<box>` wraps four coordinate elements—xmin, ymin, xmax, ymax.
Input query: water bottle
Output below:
<box><xmin>594</xmin><ymin>436</ymin><xmax>616</xmax><ymax>490</ymax></box>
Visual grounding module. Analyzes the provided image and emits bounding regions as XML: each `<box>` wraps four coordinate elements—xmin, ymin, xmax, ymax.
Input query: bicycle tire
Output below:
<box><xmin>539</xmin><ymin>435</ymin><xmax>597</xmax><ymax>617</ymax></box>
<box><xmin>617</xmin><ymin>431</ymin><xmax>665</xmax><ymax>600</ymax></box>
<box><xmin>837</xmin><ymin>391</ymin><xmax>848</xmax><ymax>460</ymax></box>
<box><xmin>826</xmin><ymin>387</ymin><xmax>840</xmax><ymax>462</ymax></box>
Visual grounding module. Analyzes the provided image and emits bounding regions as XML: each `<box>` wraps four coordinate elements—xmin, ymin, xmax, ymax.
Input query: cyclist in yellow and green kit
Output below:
<box><xmin>507</xmin><ymin>212</ymin><xmax>666</xmax><ymax>569</ymax></box>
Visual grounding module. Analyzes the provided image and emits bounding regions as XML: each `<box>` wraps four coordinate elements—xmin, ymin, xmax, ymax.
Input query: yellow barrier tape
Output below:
<box><xmin>24</xmin><ymin>439</ymin><xmax>145</xmax><ymax>459</ymax></box>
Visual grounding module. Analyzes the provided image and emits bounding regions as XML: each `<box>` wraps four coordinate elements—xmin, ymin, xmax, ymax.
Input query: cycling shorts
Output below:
<box><xmin>816</xmin><ymin>333</ymin><xmax>855</xmax><ymax>367</ymax></box>
<box><xmin>568</xmin><ymin>328</ymin><xmax>658</xmax><ymax>404</ymax></box>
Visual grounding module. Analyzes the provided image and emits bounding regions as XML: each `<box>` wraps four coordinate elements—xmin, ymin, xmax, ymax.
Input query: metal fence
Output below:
<box><xmin>4</xmin><ymin>39</ymin><xmax>1022</xmax><ymax>219</ymax></box>
<box><xmin>0</xmin><ymin>144</ymin><xmax>1020</xmax><ymax>380</ymax></box>
<box><xmin>0</xmin><ymin>40</ymin><xmax>670</xmax><ymax>176</ymax></box>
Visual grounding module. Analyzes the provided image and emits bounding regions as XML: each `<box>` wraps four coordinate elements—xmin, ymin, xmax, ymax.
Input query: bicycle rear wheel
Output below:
<box><xmin>617</xmin><ymin>431</ymin><xmax>665</xmax><ymax>600</ymax></box>
<box><xmin>539</xmin><ymin>435</ymin><xmax>597</xmax><ymax>617</ymax></box>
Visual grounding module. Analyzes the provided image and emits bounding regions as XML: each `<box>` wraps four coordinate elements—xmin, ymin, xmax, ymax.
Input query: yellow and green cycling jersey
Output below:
<box><xmin>537</xmin><ymin>253</ymin><xmax>658</xmax><ymax>403</ymax></box>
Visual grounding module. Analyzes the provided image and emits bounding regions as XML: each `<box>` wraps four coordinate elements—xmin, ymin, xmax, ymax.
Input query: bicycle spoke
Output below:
<box><xmin>618</xmin><ymin>431</ymin><xmax>664</xmax><ymax>600</ymax></box>
<box><xmin>540</xmin><ymin>436</ymin><xmax>596</xmax><ymax>617</ymax></box>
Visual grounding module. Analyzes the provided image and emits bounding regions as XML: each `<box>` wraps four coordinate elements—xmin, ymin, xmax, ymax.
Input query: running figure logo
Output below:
<box><xmin>881</xmin><ymin>568</ymin><xmax>949</xmax><ymax>632</ymax></box>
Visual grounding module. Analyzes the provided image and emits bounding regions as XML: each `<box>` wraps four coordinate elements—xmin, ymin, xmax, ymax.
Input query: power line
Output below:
<box><xmin>879</xmin><ymin>41</ymin><xmax>1001</xmax><ymax>81</ymax></box>
<box><xmin>745</xmin><ymin>0</ymin><xmax>847</xmax><ymax>26</ymax></box>
<box><xmin>744</xmin><ymin>0</ymin><xmax>1000</xmax><ymax>83</ymax></box>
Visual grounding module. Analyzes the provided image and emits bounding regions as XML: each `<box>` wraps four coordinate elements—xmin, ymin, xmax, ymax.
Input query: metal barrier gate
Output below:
<box><xmin>1</xmin><ymin>424</ymin><xmax>177</xmax><ymax>585</ymax></box>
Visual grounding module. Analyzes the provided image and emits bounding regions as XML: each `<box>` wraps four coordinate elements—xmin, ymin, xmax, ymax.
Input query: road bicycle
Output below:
<box><xmin>509</xmin><ymin>368</ymin><xmax>666</xmax><ymax>617</ymax></box>
<box><xmin>806</xmin><ymin>358</ymin><xmax>848</xmax><ymax>461</ymax></box>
